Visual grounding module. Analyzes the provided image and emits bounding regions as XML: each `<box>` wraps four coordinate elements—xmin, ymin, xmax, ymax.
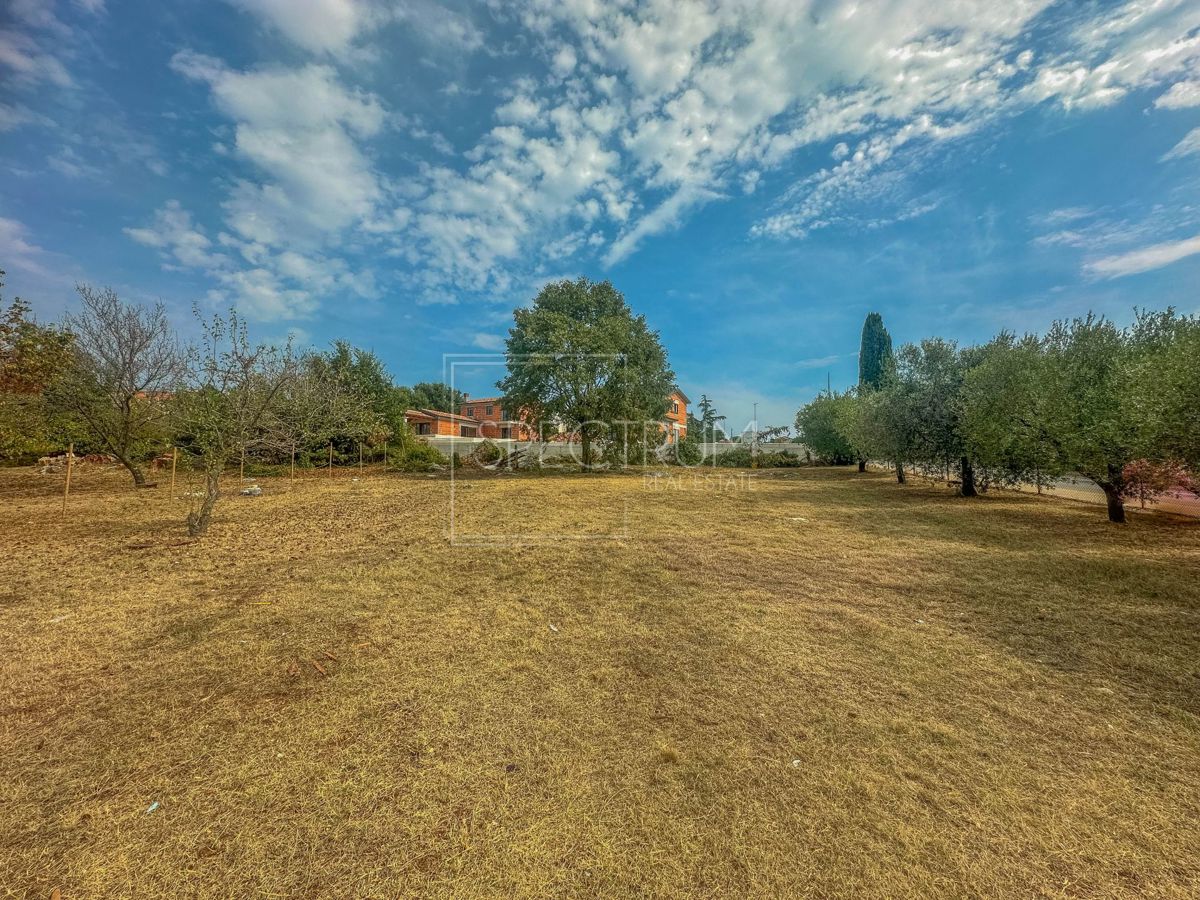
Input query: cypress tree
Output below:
<box><xmin>858</xmin><ymin>312</ymin><xmax>893</xmax><ymax>391</ymax></box>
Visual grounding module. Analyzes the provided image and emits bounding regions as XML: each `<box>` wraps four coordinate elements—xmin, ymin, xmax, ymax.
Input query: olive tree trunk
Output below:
<box><xmin>895</xmin><ymin>461</ymin><xmax>905</xmax><ymax>484</ymax></box>
<box><xmin>960</xmin><ymin>456</ymin><xmax>977</xmax><ymax>497</ymax></box>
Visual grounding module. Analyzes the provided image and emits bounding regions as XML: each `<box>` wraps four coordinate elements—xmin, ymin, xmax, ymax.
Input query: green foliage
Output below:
<box><xmin>672</xmin><ymin>434</ymin><xmax>704</xmax><ymax>466</ymax></box>
<box><xmin>858</xmin><ymin>312</ymin><xmax>894</xmax><ymax>391</ymax></box>
<box><xmin>962</xmin><ymin>334</ymin><xmax>1059</xmax><ymax>487</ymax></box>
<box><xmin>838</xmin><ymin>377</ymin><xmax>919</xmax><ymax>473</ymax></box>
<box><xmin>795</xmin><ymin>391</ymin><xmax>855</xmax><ymax>464</ymax></box>
<box><xmin>692</xmin><ymin>393</ymin><xmax>726</xmax><ymax>442</ymax></box>
<box><xmin>1125</xmin><ymin>309</ymin><xmax>1200</xmax><ymax>468</ymax></box>
<box><xmin>474</xmin><ymin>439</ymin><xmax>505</xmax><ymax>464</ymax></box>
<box><xmin>405</xmin><ymin>382</ymin><xmax>466</xmax><ymax>413</ymax></box>
<box><xmin>0</xmin><ymin>274</ymin><xmax>77</xmax><ymax>462</ymax></box>
<box><xmin>309</xmin><ymin>340</ymin><xmax>405</xmax><ymax>441</ymax></box>
<box><xmin>386</xmin><ymin>439</ymin><xmax>447</xmax><ymax>472</ymax></box>
<box><xmin>499</xmin><ymin>278</ymin><xmax>675</xmax><ymax>467</ymax></box>
<box><xmin>714</xmin><ymin>446</ymin><xmax>806</xmax><ymax>468</ymax></box>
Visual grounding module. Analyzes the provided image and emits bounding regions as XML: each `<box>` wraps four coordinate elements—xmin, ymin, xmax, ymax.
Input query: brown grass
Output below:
<box><xmin>2</xmin><ymin>464</ymin><xmax>1199</xmax><ymax>898</ymax></box>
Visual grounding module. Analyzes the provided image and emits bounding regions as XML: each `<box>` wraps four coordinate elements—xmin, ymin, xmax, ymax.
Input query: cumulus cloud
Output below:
<box><xmin>130</xmin><ymin>0</ymin><xmax>1200</xmax><ymax>310</ymax></box>
<box><xmin>391</xmin><ymin>0</ymin><xmax>1199</xmax><ymax>292</ymax></box>
<box><xmin>171</xmin><ymin>52</ymin><xmax>385</xmax><ymax>245</ymax></box>
<box><xmin>226</xmin><ymin>0</ymin><xmax>370</xmax><ymax>54</ymax></box>
<box><xmin>1155</xmin><ymin>79</ymin><xmax>1200</xmax><ymax>109</ymax></box>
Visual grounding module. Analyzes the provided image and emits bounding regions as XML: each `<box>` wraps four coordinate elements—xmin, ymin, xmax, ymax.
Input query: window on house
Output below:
<box><xmin>467</xmin><ymin>407</ymin><xmax>476</xmax><ymax>417</ymax></box>
<box><xmin>460</xmin><ymin>425</ymin><xmax>477</xmax><ymax>437</ymax></box>
<box><xmin>673</xmin><ymin>401</ymin><xmax>679</xmax><ymax>414</ymax></box>
<box><xmin>417</xmin><ymin>422</ymin><xmax>430</xmax><ymax>435</ymax></box>
<box><xmin>486</xmin><ymin>405</ymin><xmax>494</xmax><ymax>415</ymax></box>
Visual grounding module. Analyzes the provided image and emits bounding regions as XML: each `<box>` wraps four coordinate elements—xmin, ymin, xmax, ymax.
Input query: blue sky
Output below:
<box><xmin>2</xmin><ymin>0</ymin><xmax>1199</xmax><ymax>429</ymax></box>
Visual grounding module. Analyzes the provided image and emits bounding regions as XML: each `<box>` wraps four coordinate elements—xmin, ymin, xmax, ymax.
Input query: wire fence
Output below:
<box><xmin>7</xmin><ymin>447</ymin><xmax>1199</xmax><ymax>520</ymax></box>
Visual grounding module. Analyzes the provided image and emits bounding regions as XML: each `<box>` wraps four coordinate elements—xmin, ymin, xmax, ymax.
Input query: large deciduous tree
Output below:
<box><xmin>499</xmin><ymin>278</ymin><xmax>674</xmax><ymax>468</ymax></box>
<box><xmin>839</xmin><ymin>377</ymin><xmax>919</xmax><ymax>483</ymax></box>
<box><xmin>48</xmin><ymin>284</ymin><xmax>188</xmax><ymax>486</ymax></box>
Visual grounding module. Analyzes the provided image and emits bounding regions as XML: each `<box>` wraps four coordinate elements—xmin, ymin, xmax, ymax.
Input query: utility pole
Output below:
<box><xmin>752</xmin><ymin>402</ymin><xmax>758</xmax><ymax>469</ymax></box>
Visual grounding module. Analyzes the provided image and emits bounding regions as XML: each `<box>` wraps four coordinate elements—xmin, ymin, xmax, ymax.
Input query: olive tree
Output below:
<box><xmin>961</xmin><ymin>334</ymin><xmax>1060</xmax><ymax>492</ymax></box>
<box><xmin>837</xmin><ymin>379</ymin><xmax>919</xmax><ymax>483</ymax></box>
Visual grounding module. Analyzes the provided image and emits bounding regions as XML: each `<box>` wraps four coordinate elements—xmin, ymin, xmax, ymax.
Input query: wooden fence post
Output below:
<box><xmin>62</xmin><ymin>443</ymin><xmax>74</xmax><ymax>516</ymax></box>
<box><xmin>240</xmin><ymin>446</ymin><xmax>246</xmax><ymax>482</ymax></box>
<box><xmin>383</xmin><ymin>440</ymin><xmax>388</xmax><ymax>472</ymax></box>
<box><xmin>290</xmin><ymin>443</ymin><xmax>296</xmax><ymax>482</ymax></box>
<box><xmin>170</xmin><ymin>447</ymin><xmax>177</xmax><ymax>495</ymax></box>
<box><xmin>328</xmin><ymin>441</ymin><xmax>334</xmax><ymax>478</ymax></box>
<box><xmin>358</xmin><ymin>441</ymin><xmax>363</xmax><ymax>474</ymax></box>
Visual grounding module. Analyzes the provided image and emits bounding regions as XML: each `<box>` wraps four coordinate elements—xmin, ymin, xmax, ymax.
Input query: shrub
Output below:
<box><xmin>388</xmin><ymin>440</ymin><xmax>447</xmax><ymax>472</ymax></box>
<box><xmin>714</xmin><ymin>446</ymin><xmax>806</xmax><ymax>468</ymax></box>
<box><xmin>473</xmin><ymin>440</ymin><xmax>505</xmax><ymax>464</ymax></box>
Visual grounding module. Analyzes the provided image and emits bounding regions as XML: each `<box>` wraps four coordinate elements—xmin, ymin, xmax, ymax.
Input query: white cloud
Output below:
<box><xmin>604</xmin><ymin>184</ymin><xmax>721</xmax><ymax>265</ymax></box>
<box><xmin>1086</xmin><ymin>233</ymin><xmax>1200</xmax><ymax>279</ymax></box>
<box><xmin>226</xmin><ymin>0</ymin><xmax>369</xmax><ymax>54</ymax></box>
<box><xmin>171</xmin><ymin>52</ymin><xmax>385</xmax><ymax>245</ymax></box>
<box><xmin>551</xmin><ymin>44</ymin><xmax>577</xmax><ymax>76</ymax></box>
<box><xmin>124</xmin><ymin>200</ymin><xmax>225</xmax><ymax>270</ymax></box>
<box><xmin>131</xmin><ymin>1</ymin><xmax>1200</xmax><ymax>309</ymax></box>
<box><xmin>0</xmin><ymin>27</ymin><xmax>72</xmax><ymax>88</ymax></box>
<box><xmin>1155</xmin><ymin>79</ymin><xmax>1200</xmax><ymax>109</ymax></box>
<box><xmin>794</xmin><ymin>354</ymin><xmax>843</xmax><ymax>369</ymax></box>
<box><xmin>124</xmin><ymin>200</ymin><xmax>377</xmax><ymax>319</ymax></box>
<box><xmin>1161</xmin><ymin>126</ymin><xmax>1200</xmax><ymax>161</ymax></box>
<box><xmin>0</xmin><ymin>102</ymin><xmax>46</xmax><ymax>131</ymax></box>
<box><xmin>471</xmin><ymin>332</ymin><xmax>505</xmax><ymax>350</ymax></box>
<box><xmin>0</xmin><ymin>216</ymin><xmax>52</xmax><ymax>277</ymax></box>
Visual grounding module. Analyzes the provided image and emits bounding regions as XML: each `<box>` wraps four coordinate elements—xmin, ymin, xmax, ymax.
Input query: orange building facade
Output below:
<box><xmin>662</xmin><ymin>389</ymin><xmax>689</xmax><ymax>444</ymax></box>
<box><xmin>458</xmin><ymin>397</ymin><xmax>538</xmax><ymax>440</ymax></box>
<box><xmin>407</xmin><ymin>389</ymin><xmax>689</xmax><ymax>444</ymax></box>
<box><xmin>404</xmin><ymin>409</ymin><xmax>481</xmax><ymax>437</ymax></box>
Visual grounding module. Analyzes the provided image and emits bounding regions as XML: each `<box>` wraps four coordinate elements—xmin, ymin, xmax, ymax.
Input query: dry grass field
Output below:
<box><xmin>2</xmin><ymin>464</ymin><xmax>1199</xmax><ymax>898</ymax></box>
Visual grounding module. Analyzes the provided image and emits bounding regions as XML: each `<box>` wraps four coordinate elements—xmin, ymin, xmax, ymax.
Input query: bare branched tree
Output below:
<box><xmin>48</xmin><ymin>284</ymin><xmax>188</xmax><ymax>486</ymax></box>
<box><xmin>174</xmin><ymin>308</ymin><xmax>296</xmax><ymax>537</ymax></box>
